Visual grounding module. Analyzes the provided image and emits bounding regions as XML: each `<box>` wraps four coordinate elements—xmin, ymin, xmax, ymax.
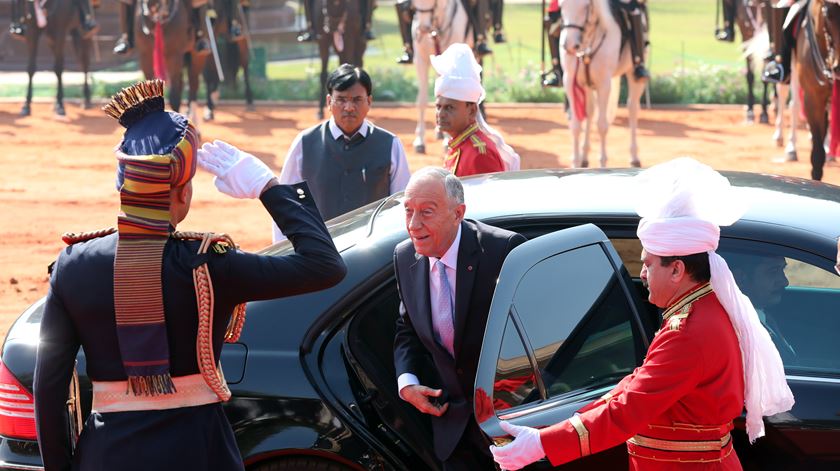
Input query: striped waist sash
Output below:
<box><xmin>92</xmin><ymin>373</ymin><xmax>220</xmax><ymax>413</ymax></box>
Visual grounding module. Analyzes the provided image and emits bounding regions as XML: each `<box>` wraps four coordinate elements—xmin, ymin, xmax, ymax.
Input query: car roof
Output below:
<box><xmin>264</xmin><ymin>169</ymin><xmax>840</xmax><ymax>256</ymax></box>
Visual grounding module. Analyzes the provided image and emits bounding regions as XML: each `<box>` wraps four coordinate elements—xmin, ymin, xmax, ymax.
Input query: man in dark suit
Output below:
<box><xmin>393</xmin><ymin>167</ymin><xmax>526</xmax><ymax>470</ymax></box>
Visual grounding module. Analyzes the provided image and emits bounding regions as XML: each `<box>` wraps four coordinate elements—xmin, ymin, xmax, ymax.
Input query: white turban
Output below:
<box><xmin>635</xmin><ymin>158</ymin><xmax>794</xmax><ymax>443</ymax></box>
<box><xmin>431</xmin><ymin>43</ymin><xmax>521</xmax><ymax>172</ymax></box>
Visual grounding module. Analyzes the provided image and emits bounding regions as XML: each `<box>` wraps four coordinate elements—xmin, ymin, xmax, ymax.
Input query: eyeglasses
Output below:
<box><xmin>331</xmin><ymin>96</ymin><xmax>368</xmax><ymax>107</ymax></box>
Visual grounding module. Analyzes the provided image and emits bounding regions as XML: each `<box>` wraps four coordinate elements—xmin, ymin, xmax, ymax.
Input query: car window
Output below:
<box><xmin>491</xmin><ymin>243</ymin><xmax>642</xmax><ymax>412</ymax></box>
<box><xmin>720</xmin><ymin>241</ymin><xmax>840</xmax><ymax>377</ymax></box>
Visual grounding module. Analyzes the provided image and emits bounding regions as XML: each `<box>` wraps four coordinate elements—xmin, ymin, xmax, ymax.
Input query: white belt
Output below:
<box><xmin>92</xmin><ymin>373</ymin><xmax>220</xmax><ymax>413</ymax></box>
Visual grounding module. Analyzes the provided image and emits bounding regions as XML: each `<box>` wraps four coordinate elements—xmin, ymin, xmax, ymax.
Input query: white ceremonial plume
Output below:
<box><xmin>431</xmin><ymin>43</ymin><xmax>520</xmax><ymax>171</ymax></box>
<box><xmin>635</xmin><ymin>157</ymin><xmax>794</xmax><ymax>443</ymax></box>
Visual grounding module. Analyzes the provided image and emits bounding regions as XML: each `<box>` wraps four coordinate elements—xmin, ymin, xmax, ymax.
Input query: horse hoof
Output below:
<box><xmin>54</xmin><ymin>103</ymin><xmax>65</xmax><ymax>116</ymax></box>
<box><xmin>786</xmin><ymin>151</ymin><xmax>798</xmax><ymax>162</ymax></box>
<box><xmin>317</xmin><ymin>110</ymin><xmax>324</xmax><ymax>120</ymax></box>
<box><xmin>759</xmin><ymin>113</ymin><xmax>769</xmax><ymax>124</ymax></box>
<box><xmin>203</xmin><ymin>108</ymin><xmax>214</xmax><ymax>121</ymax></box>
<box><xmin>827</xmin><ymin>154</ymin><xmax>836</xmax><ymax>163</ymax></box>
<box><xmin>82</xmin><ymin>101</ymin><xmax>92</xmax><ymax>110</ymax></box>
<box><xmin>435</xmin><ymin>130</ymin><xmax>444</xmax><ymax>140</ymax></box>
<box><xmin>414</xmin><ymin>144</ymin><xmax>426</xmax><ymax>154</ymax></box>
<box><xmin>245</xmin><ymin>103</ymin><xmax>256</xmax><ymax>112</ymax></box>
<box><xmin>20</xmin><ymin>104</ymin><xmax>31</xmax><ymax>117</ymax></box>
<box><xmin>631</xmin><ymin>160</ymin><xmax>642</xmax><ymax>168</ymax></box>
<box><xmin>580</xmin><ymin>160</ymin><xmax>589</xmax><ymax>168</ymax></box>
<box><xmin>745</xmin><ymin>110</ymin><xmax>755</xmax><ymax>124</ymax></box>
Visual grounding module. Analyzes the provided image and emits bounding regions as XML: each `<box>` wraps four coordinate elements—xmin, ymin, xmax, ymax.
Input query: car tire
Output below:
<box><xmin>250</xmin><ymin>457</ymin><xmax>354</xmax><ymax>471</ymax></box>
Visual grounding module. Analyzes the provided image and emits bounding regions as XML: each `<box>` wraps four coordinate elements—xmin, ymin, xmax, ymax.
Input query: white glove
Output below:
<box><xmin>489</xmin><ymin>421</ymin><xmax>545</xmax><ymax>471</ymax></box>
<box><xmin>197</xmin><ymin>140</ymin><xmax>275</xmax><ymax>199</ymax></box>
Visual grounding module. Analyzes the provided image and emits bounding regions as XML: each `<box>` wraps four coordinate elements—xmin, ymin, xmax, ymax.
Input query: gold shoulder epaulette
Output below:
<box><xmin>61</xmin><ymin>227</ymin><xmax>117</xmax><ymax>245</ymax></box>
<box><xmin>667</xmin><ymin>304</ymin><xmax>692</xmax><ymax>331</ymax></box>
<box><xmin>469</xmin><ymin>134</ymin><xmax>487</xmax><ymax>154</ymax></box>
<box><xmin>661</xmin><ymin>283</ymin><xmax>713</xmax><ymax>332</ymax></box>
<box><xmin>171</xmin><ymin>231</ymin><xmax>237</xmax><ymax>254</ymax></box>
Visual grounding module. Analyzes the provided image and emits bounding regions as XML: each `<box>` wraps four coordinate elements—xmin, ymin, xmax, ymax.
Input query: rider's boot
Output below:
<box><xmin>363</xmin><ymin>0</ymin><xmax>375</xmax><ymax>40</ymax></box>
<box><xmin>77</xmin><ymin>0</ymin><xmax>99</xmax><ymax>38</ymax></box>
<box><xmin>297</xmin><ymin>0</ymin><xmax>316</xmax><ymax>42</ymax></box>
<box><xmin>10</xmin><ymin>0</ymin><xmax>26</xmax><ymax>38</ymax></box>
<box><xmin>763</xmin><ymin>4</ymin><xmax>791</xmax><ymax>84</ymax></box>
<box><xmin>542</xmin><ymin>13</ymin><xmax>563</xmax><ymax>87</ymax></box>
<box><xmin>491</xmin><ymin>0</ymin><xmax>505</xmax><ymax>43</ymax></box>
<box><xmin>113</xmin><ymin>0</ymin><xmax>135</xmax><ymax>55</ymax></box>
<box><xmin>715</xmin><ymin>0</ymin><xmax>736</xmax><ymax>42</ymax></box>
<box><xmin>230</xmin><ymin>0</ymin><xmax>246</xmax><ymax>42</ymax></box>
<box><xmin>193</xmin><ymin>3</ymin><xmax>212</xmax><ymax>57</ymax></box>
<box><xmin>395</xmin><ymin>0</ymin><xmax>414</xmax><ymax>64</ymax></box>
<box><xmin>475</xmin><ymin>0</ymin><xmax>492</xmax><ymax>55</ymax></box>
<box><xmin>627</xmin><ymin>7</ymin><xmax>649</xmax><ymax>80</ymax></box>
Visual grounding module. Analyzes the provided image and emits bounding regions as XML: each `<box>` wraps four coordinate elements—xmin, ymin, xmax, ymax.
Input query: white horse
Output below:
<box><xmin>410</xmin><ymin>0</ymin><xmax>472</xmax><ymax>153</ymax></box>
<box><xmin>560</xmin><ymin>0</ymin><xmax>644</xmax><ymax>168</ymax></box>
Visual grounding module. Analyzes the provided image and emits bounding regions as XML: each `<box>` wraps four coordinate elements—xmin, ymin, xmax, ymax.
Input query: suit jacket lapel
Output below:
<box><xmin>453</xmin><ymin>221</ymin><xmax>480</xmax><ymax>360</ymax></box>
<box><xmin>409</xmin><ymin>252</ymin><xmax>435</xmax><ymax>348</ymax></box>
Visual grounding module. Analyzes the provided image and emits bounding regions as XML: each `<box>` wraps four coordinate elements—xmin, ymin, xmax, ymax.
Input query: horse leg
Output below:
<box><xmin>786</xmin><ymin>65</ymin><xmax>800</xmax><ymax>161</ymax></box>
<box><xmin>773</xmin><ymin>83</ymin><xmax>786</xmax><ymax>147</ymax></box>
<box><xmin>241</xmin><ymin>41</ymin><xmax>254</xmax><ymax>111</ymax></box>
<box><xmin>595</xmin><ymin>83</ymin><xmax>611</xmax><ymax>168</ymax></box>
<box><xmin>759</xmin><ymin>78</ymin><xmax>770</xmax><ymax>124</ymax></box>
<box><xmin>803</xmin><ymin>93</ymin><xmax>827</xmax><ymax>181</ymax></box>
<box><xmin>188</xmin><ymin>53</ymin><xmax>205</xmax><ymax>122</ymax></box>
<box><xmin>71</xmin><ymin>31</ymin><xmax>93</xmax><ymax>110</ymax></box>
<box><xmin>627</xmin><ymin>75</ymin><xmax>644</xmax><ymax>167</ymax></box>
<box><xmin>581</xmin><ymin>88</ymin><xmax>595</xmax><ymax>168</ymax></box>
<box><xmin>413</xmin><ymin>52</ymin><xmax>429</xmax><ymax>154</ymax></box>
<box><xmin>745</xmin><ymin>56</ymin><xmax>755</xmax><ymax>123</ymax></box>
<box><xmin>167</xmin><ymin>54</ymin><xmax>185</xmax><ymax>113</ymax></box>
<box><xmin>22</xmin><ymin>29</ymin><xmax>40</xmax><ymax>116</ymax></box>
<box><xmin>52</xmin><ymin>34</ymin><xmax>67</xmax><ymax>117</ymax></box>
<box><xmin>203</xmin><ymin>60</ymin><xmax>217</xmax><ymax>121</ymax></box>
<box><xmin>318</xmin><ymin>38</ymin><xmax>329</xmax><ymax>120</ymax></box>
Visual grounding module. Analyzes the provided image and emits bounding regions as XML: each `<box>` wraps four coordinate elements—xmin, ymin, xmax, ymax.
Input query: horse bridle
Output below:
<box><xmin>561</xmin><ymin>0</ymin><xmax>608</xmax><ymax>86</ymax></box>
<box><xmin>413</xmin><ymin>0</ymin><xmax>458</xmax><ymax>55</ymax></box>
<box><xmin>140</xmin><ymin>0</ymin><xmax>180</xmax><ymax>29</ymax></box>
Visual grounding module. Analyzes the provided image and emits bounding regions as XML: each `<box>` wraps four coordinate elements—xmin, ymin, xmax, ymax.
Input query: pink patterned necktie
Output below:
<box><xmin>433</xmin><ymin>260</ymin><xmax>456</xmax><ymax>357</ymax></box>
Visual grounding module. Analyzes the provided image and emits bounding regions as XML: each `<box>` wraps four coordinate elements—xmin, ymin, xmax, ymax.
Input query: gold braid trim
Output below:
<box><xmin>62</xmin><ymin>227</ymin><xmax>117</xmax><ymax>245</ymax></box>
<box><xmin>102</xmin><ymin>80</ymin><xmax>165</xmax><ymax>122</ymax></box>
<box><xmin>173</xmin><ymin>231</ymin><xmax>247</xmax><ymax>402</ymax></box>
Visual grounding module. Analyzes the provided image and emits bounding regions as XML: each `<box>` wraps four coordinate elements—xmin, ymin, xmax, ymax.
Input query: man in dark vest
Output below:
<box><xmin>272</xmin><ymin>64</ymin><xmax>411</xmax><ymax>242</ymax></box>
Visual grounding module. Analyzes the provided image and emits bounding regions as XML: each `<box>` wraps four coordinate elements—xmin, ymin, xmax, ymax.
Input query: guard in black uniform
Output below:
<box><xmin>33</xmin><ymin>79</ymin><xmax>346</xmax><ymax>471</ymax></box>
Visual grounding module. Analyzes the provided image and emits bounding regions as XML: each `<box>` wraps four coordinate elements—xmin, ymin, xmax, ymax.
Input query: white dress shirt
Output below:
<box><xmin>398</xmin><ymin>225</ymin><xmax>462</xmax><ymax>397</ymax></box>
<box><xmin>272</xmin><ymin>118</ymin><xmax>411</xmax><ymax>243</ymax></box>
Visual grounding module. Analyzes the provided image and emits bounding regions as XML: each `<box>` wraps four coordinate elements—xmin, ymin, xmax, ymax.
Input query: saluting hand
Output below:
<box><xmin>197</xmin><ymin>140</ymin><xmax>276</xmax><ymax>199</ymax></box>
<box><xmin>490</xmin><ymin>421</ymin><xmax>545</xmax><ymax>471</ymax></box>
<box><xmin>401</xmin><ymin>385</ymin><xmax>449</xmax><ymax>416</ymax></box>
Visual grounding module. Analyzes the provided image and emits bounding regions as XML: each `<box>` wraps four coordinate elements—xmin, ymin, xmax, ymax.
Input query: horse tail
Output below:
<box><xmin>607</xmin><ymin>75</ymin><xmax>620</xmax><ymax>124</ymax></box>
<box><xmin>153</xmin><ymin>22</ymin><xmax>167</xmax><ymax>81</ymax></box>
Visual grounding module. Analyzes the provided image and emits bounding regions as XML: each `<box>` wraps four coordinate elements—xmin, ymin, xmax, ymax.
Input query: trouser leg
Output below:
<box><xmin>625</xmin><ymin>5</ymin><xmax>648</xmax><ymax>80</ymax></box>
<box><xmin>297</xmin><ymin>0</ymin><xmax>315</xmax><ymax>41</ymax></box>
<box><xmin>491</xmin><ymin>0</ymin><xmax>505</xmax><ymax>43</ymax></box>
<box><xmin>77</xmin><ymin>0</ymin><xmax>98</xmax><ymax>37</ymax></box>
<box><xmin>463</xmin><ymin>0</ymin><xmax>491</xmax><ymax>55</ymax></box>
<box><xmin>193</xmin><ymin>4</ymin><xmax>211</xmax><ymax>56</ymax></box>
<box><xmin>543</xmin><ymin>11</ymin><xmax>563</xmax><ymax>87</ymax></box>
<box><xmin>395</xmin><ymin>0</ymin><xmax>413</xmax><ymax>64</ymax></box>
<box><xmin>716</xmin><ymin>0</ymin><xmax>736</xmax><ymax>42</ymax></box>
<box><xmin>363</xmin><ymin>0</ymin><xmax>375</xmax><ymax>39</ymax></box>
<box><xmin>113</xmin><ymin>0</ymin><xmax>135</xmax><ymax>55</ymax></box>
<box><xmin>230</xmin><ymin>0</ymin><xmax>246</xmax><ymax>42</ymax></box>
<box><xmin>10</xmin><ymin>0</ymin><xmax>26</xmax><ymax>37</ymax></box>
<box><xmin>763</xmin><ymin>5</ymin><xmax>791</xmax><ymax>84</ymax></box>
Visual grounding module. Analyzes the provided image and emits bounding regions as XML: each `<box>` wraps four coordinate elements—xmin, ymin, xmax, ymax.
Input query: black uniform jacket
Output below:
<box><xmin>33</xmin><ymin>183</ymin><xmax>346</xmax><ymax>471</ymax></box>
<box><xmin>392</xmin><ymin>219</ymin><xmax>525</xmax><ymax>461</ymax></box>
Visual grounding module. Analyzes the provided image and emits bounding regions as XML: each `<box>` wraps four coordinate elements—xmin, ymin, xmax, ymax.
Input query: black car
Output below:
<box><xmin>1</xmin><ymin>169</ymin><xmax>839</xmax><ymax>471</ymax></box>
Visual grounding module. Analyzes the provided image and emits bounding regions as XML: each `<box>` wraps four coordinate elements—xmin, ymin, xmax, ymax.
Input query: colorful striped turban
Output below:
<box><xmin>103</xmin><ymin>80</ymin><xmax>199</xmax><ymax>396</ymax></box>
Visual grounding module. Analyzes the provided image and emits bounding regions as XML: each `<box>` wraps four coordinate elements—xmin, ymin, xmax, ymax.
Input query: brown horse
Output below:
<box><xmin>315</xmin><ymin>0</ymin><xmax>368</xmax><ymax>119</ymax></box>
<box><xmin>795</xmin><ymin>0</ymin><xmax>840</xmax><ymax>180</ymax></box>
<box><xmin>202</xmin><ymin>0</ymin><xmax>254</xmax><ymax>121</ymax></box>
<box><xmin>735</xmin><ymin>0</ymin><xmax>771</xmax><ymax>124</ymax></box>
<box><xmin>134</xmin><ymin>0</ymin><xmax>208</xmax><ymax>115</ymax></box>
<box><xmin>19</xmin><ymin>0</ymin><xmax>93</xmax><ymax>116</ymax></box>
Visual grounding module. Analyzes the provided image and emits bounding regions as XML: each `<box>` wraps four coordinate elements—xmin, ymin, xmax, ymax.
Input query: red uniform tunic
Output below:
<box><xmin>444</xmin><ymin>123</ymin><xmax>505</xmax><ymax>177</ymax></box>
<box><xmin>540</xmin><ymin>283</ymin><xmax>745</xmax><ymax>470</ymax></box>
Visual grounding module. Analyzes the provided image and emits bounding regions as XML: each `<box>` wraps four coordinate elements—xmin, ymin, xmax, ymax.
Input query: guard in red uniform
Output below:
<box><xmin>443</xmin><ymin>122</ymin><xmax>504</xmax><ymax>177</ymax></box>
<box><xmin>431</xmin><ymin>43</ymin><xmax>520</xmax><ymax>176</ymax></box>
<box><xmin>491</xmin><ymin>158</ymin><xmax>794</xmax><ymax>470</ymax></box>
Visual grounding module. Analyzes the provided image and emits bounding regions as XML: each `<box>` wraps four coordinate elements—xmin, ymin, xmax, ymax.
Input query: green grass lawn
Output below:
<box><xmin>266</xmin><ymin>0</ymin><xmax>751</xmax><ymax>81</ymax></box>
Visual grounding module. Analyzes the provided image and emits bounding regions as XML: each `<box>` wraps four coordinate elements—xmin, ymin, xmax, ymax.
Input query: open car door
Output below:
<box><xmin>474</xmin><ymin>224</ymin><xmax>651</xmax><ymax>469</ymax></box>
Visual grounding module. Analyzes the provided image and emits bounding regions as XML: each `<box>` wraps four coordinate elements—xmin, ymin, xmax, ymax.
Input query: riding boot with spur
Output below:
<box><xmin>763</xmin><ymin>5</ymin><xmax>791</xmax><ymax>84</ymax></box>
<box><xmin>473</xmin><ymin>0</ymin><xmax>492</xmax><ymax>55</ymax></box>
<box><xmin>193</xmin><ymin>4</ymin><xmax>212</xmax><ymax>57</ymax></box>
<box><xmin>628</xmin><ymin>7</ymin><xmax>649</xmax><ymax>80</ymax></box>
<box><xmin>492</xmin><ymin>0</ymin><xmax>505</xmax><ymax>43</ymax></box>
<box><xmin>113</xmin><ymin>0</ymin><xmax>135</xmax><ymax>55</ymax></box>
<box><xmin>363</xmin><ymin>0</ymin><xmax>375</xmax><ymax>40</ymax></box>
<box><xmin>395</xmin><ymin>0</ymin><xmax>414</xmax><ymax>64</ymax></box>
<box><xmin>230</xmin><ymin>0</ymin><xmax>246</xmax><ymax>43</ymax></box>
<box><xmin>715</xmin><ymin>0</ymin><xmax>736</xmax><ymax>42</ymax></box>
<box><xmin>297</xmin><ymin>0</ymin><xmax>316</xmax><ymax>42</ymax></box>
<box><xmin>542</xmin><ymin>12</ymin><xmax>563</xmax><ymax>87</ymax></box>
<box><xmin>77</xmin><ymin>0</ymin><xmax>99</xmax><ymax>39</ymax></box>
<box><xmin>9</xmin><ymin>0</ymin><xmax>26</xmax><ymax>38</ymax></box>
